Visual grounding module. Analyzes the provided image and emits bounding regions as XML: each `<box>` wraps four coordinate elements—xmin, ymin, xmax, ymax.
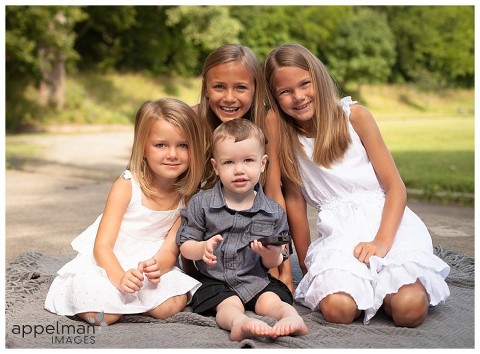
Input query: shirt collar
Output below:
<box><xmin>210</xmin><ymin>181</ymin><xmax>275</xmax><ymax>214</ymax></box>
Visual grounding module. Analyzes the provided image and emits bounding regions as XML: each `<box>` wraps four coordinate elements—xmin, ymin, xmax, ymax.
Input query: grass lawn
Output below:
<box><xmin>6</xmin><ymin>74</ymin><xmax>475</xmax><ymax>204</ymax></box>
<box><xmin>378</xmin><ymin>117</ymin><xmax>474</xmax><ymax>204</ymax></box>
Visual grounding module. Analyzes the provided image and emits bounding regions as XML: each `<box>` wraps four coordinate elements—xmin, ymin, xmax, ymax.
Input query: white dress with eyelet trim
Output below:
<box><xmin>293</xmin><ymin>97</ymin><xmax>450</xmax><ymax>324</ymax></box>
<box><xmin>45</xmin><ymin>170</ymin><xmax>201</xmax><ymax>316</ymax></box>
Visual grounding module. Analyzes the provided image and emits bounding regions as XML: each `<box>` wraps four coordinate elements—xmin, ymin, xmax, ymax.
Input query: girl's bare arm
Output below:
<box><xmin>93</xmin><ymin>177</ymin><xmax>134</xmax><ymax>289</ymax></box>
<box><xmin>349</xmin><ymin>104</ymin><xmax>407</xmax><ymax>257</ymax></box>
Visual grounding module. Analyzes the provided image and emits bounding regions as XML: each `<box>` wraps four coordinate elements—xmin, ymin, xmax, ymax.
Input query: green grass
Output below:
<box><xmin>378</xmin><ymin>117</ymin><xmax>474</xmax><ymax>204</ymax></box>
<box><xmin>6</xmin><ymin>74</ymin><xmax>475</xmax><ymax>205</ymax></box>
<box><xmin>5</xmin><ymin>135</ymin><xmax>43</xmax><ymax>170</ymax></box>
<box><xmin>7</xmin><ymin>72</ymin><xmax>202</xmax><ymax>127</ymax></box>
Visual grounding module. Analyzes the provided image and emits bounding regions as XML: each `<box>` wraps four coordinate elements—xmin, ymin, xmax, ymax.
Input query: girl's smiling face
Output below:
<box><xmin>205</xmin><ymin>61</ymin><xmax>255</xmax><ymax>122</ymax></box>
<box><xmin>274</xmin><ymin>66</ymin><xmax>316</xmax><ymax>130</ymax></box>
<box><xmin>144</xmin><ymin>119</ymin><xmax>190</xmax><ymax>183</ymax></box>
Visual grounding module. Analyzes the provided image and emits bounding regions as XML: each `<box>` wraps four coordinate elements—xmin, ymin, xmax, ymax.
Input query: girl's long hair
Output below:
<box><xmin>264</xmin><ymin>43</ymin><xmax>351</xmax><ymax>187</ymax></box>
<box><xmin>197</xmin><ymin>44</ymin><xmax>269</xmax><ymax>189</ymax></box>
<box><xmin>127</xmin><ymin>98</ymin><xmax>205</xmax><ymax>206</ymax></box>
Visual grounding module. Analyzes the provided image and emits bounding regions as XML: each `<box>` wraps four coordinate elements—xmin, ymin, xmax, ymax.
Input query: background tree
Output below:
<box><xmin>6</xmin><ymin>5</ymin><xmax>474</xmax><ymax>131</ymax></box>
<box><xmin>6</xmin><ymin>6</ymin><xmax>87</xmax><ymax>109</ymax></box>
<box><xmin>74</xmin><ymin>6</ymin><xmax>137</xmax><ymax>72</ymax></box>
<box><xmin>325</xmin><ymin>7</ymin><xmax>396</xmax><ymax>95</ymax></box>
<box><xmin>230</xmin><ymin>6</ymin><xmax>292</xmax><ymax>61</ymax></box>
<box><xmin>165</xmin><ymin>6</ymin><xmax>242</xmax><ymax>74</ymax></box>
<box><xmin>283</xmin><ymin>6</ymin><xmax>353</xmax><ymax>62</ymax></box>
<box><xmin>385</xmin><ymin>6</ymin><xmax>474</xmax><ymax>89</ymax></box>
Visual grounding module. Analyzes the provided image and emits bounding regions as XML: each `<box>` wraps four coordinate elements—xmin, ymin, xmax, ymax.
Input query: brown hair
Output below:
<box><xmin>211</xmin><ymin>118</ymin><xmax>266</xmax><ymax>159</ymax></box>
<box><xmin>263</xmin><ymin>43</ymin><xmax>351</xmax><ymax>187</ymax></box>
<box><xmin>197</xmin><ymin>44</ymin><xmax>269</xmax><ymax>189</ymax></box>
<box><xmin>127</xmin><ymin>97</ymin><xmax>205</xmax><ymax>206</ymax></box>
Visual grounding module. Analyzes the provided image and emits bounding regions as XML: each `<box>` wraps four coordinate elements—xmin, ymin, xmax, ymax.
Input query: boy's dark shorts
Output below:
<box><xmin>190</xmin><ymin>273</ymin><xmax>293</xmax><ymax>316</ymax></box>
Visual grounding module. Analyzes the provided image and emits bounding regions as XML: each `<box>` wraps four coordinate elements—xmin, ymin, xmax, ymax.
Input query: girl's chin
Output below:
<box><xmin>215</xmin><ymin>109</ymin><xmax>245</xmax><ymax>121</ymax></box>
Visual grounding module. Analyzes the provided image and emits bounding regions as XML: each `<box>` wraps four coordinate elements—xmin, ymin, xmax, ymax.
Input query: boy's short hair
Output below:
<box><xmin>212</xmin><ymin>119</ymin><xmax>266</xmax><ymax>157</ymax></box>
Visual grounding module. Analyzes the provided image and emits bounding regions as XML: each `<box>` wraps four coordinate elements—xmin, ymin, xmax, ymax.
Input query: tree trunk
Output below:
<box><xmin>38</xmin><ymin>45</ymin><xmax>66</xmax><ymax>110</ymax></box>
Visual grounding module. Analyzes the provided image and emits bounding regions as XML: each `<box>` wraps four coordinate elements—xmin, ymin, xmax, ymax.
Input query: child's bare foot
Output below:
<box><xmin>271</xmin><ymin>315</ymin><xmax>308</xmax><ymax>338</ymax></box>
<box><xmin>230</xmin><ymin>317</ymin><xmax>274</xmax><ymax>341</ymax></box>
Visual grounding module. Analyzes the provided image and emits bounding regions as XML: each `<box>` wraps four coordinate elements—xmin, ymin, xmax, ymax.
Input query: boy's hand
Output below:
<box><xmin>203</xmin><ymin>234</ymin><xmax>223</xmax><ymax>265</ymax></box>
<box><xmin>139</xmin><ymin>258</ymin><xmax>161</xmax><ymax>284</ymax></box>
<box><xmin>250</xmin><ymin>240</ymin><xmax>283</xmax><ymax>268</ymax></box>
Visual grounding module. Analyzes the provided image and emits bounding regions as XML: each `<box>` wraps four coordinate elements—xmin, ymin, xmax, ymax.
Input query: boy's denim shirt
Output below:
<box><xmin>177</xmin><ymin>181</ymin><xmax>290</xmax><ymax>303</ymax></box>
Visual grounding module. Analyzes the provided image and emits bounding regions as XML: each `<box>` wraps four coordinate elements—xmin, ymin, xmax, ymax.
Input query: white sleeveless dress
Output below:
<box><xmin>45</xmin><ymin>170</ymin><xmax>201</xmax><ymax>316</ymax></box>
<box><xmin>293</xmin><ymin>97</ymin><xmax>450</xmax><ymax>324</ymax></box>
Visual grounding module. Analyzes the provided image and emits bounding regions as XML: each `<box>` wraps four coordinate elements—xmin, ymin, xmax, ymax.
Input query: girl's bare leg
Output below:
<box><xmin>147</xmin><ymin>294</ymin><xmax>188</xmax><ymax>320</ymax></box>
<box><xmin>78</xmin><ymin>312</ymin><xmax>122</xmax><ymax>325</ymax></box>
<box><xmin>319</xmin><ymin>292</ymin><xmax>362</xmax><ymax>324</ymax></box>
<box><xmin>383</xmin><ymin>279</ymin><xmax>429</xmax><ymax>328</ymax></box>
<box><xmin>277</xmin><ymin>259</ymin><xmax>294</xmax><ymax>294</ymax></box>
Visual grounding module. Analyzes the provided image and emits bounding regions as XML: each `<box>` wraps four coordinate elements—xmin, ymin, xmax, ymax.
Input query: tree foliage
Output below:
<box><xmin>5</xmin><ymin>5</ymin><xmax>474</xmax><ymax>129</ymax></box>
<box><xmin>385</xmin><ymin>6</ymin><xmax>474</xmax><ymax>88</ymax></box>
<box><xmin>325</xmin><ymin>7</ymin><xmax>396</xmax><ymax>92</ymax></box>
<box><xmin>6</xmin><ymin>6</ymin><xmax>86</xmax><ymax>81</ymax></box>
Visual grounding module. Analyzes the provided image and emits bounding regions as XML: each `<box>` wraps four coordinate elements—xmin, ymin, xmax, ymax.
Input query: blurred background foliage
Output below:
<box><xmin>5</xmin><ymin>5</ymin><xmax>474</xmax><ymax>131</ymax></box>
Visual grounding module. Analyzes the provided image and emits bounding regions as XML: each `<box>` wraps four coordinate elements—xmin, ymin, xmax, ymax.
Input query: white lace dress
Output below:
<box><xmin>293</xmin><ymin>97</ymin><xmax>450</xmax><ymax>323</ymax></box>
<box><xmin>45</xmin><ymin>170</ymin><xmax>201</xmax><ymax>316</ymax></box>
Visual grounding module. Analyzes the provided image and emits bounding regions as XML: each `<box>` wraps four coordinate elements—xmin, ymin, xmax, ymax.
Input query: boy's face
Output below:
<box><xmin>211</xmin><ymin>136</ymin><xmax>267</xmax><ymax>195</ymax></box>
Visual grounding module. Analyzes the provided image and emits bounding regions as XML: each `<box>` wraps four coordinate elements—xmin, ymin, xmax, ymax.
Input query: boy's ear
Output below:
<box><xmin>261</xmin><ymin>154</ymin><xmax>268</xmax><ymax>172</ymax></box>
<box><xmin>211</xmin><ymin>158</ymin><xmax>220</xmax><ymax>176</ymax></box>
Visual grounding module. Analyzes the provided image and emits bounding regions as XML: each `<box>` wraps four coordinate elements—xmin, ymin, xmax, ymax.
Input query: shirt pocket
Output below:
<box><xmin>249</xmin><ymin>220</ymin><xmax>275</xmax><ymax>237</ymax></box>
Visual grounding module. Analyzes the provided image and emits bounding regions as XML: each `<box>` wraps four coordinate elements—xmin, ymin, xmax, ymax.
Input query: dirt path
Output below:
<box><xmin>5</xmin><ymin>129</ymin><xmax>475</xmax><ymax>263</ymax></box>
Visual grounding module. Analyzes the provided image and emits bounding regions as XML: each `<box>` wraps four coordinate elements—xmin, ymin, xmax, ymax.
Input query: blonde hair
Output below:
<box><xmin>263</xmin><ymin>43</ymin><xmax>351</xmax><ymax>187</ymax></box>
<box><xmin>127</xmin><ymin>98</ymin><xmax>205</xmax><ymax>206</ymax></box>
<box><xmin>197</xmin><ymin>44</ymin><xmax>269</xmax><ymax>189</ymax></box>
<box><xmin>211</xmin><ymin>118</ymin><xmax>266</xmax><ymax>159</ymax></box>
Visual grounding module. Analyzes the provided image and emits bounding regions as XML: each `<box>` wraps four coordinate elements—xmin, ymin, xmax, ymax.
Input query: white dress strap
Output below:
<box><xmin>339</xmin><ymin>96</ymin><xmax>357</xmax><ymax>118</ymax></box>
<box><xmin>121</xmin><ymin>170</ymin><xmax>141</xmax><ymax>206</ymax></box>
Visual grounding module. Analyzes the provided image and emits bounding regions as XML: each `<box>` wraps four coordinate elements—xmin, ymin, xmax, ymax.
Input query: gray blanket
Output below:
<box><xmin>5</xmin><ymin>247</ymin><xmax>474</xmax><ymax>349</ymax></box>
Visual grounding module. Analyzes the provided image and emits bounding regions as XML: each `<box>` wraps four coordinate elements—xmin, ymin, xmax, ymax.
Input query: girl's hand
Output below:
<box><xmin>118</xmin><ymin>266</ymin><xmax>144</xmax><ymax>293</ymax></box>
<box><xmin>203</xmin><ymin>234</ymin><xmax>223</xmax><ymax>266</ymax></box>
<box><xmin>250</xmin><ymin>240</ymin><xmax>283</xmax><ymax>268</ymax></box>
<box><xmin>139</xmin><ymin>258</ymin><xmax>161</xmax><ymax>284</ymax></box>
<box><xmin>353</xmin><ymin>240</ymin><xmax>389</xmax><ymax>265</ymax></box>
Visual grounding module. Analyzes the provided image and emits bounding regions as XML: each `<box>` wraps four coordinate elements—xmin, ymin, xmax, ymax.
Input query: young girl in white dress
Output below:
<box><xmin>262</xmin><ymin>43</ymin><xmax>450</xmax><ymax>327</ymax></box>
<box><xmin>45</xmin><ymin>97</ymin><xmax>205</xmax><ymax>325</ymax></box>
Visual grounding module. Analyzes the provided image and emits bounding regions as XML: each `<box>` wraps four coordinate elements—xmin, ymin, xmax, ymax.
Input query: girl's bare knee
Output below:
<box><xmin>319</xmin><ymin>293</ymin><xmax>360</xmax><ymax>324</ymax></box>
<box><xmin>387</xmin><ymin>281</ymin><xmax>429</xmax><ymax>328</ymax></box>
<box><xmin>148</xmin><ymin>294</ymin><xmax>188</xmax><ymax>320</ymax></box>
<box><xmin>391</xmin><ymin>295</ymin><xmax>428</xmax><ymax>327</ymax></box>
<box><xmin>77</xmin><ymin>312</ymin><xmax>122</xmax><ymax>325</ymax></box>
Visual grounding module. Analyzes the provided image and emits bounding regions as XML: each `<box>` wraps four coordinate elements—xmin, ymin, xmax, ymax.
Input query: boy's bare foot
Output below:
<box><xmin>271</xmin><ymin>315</ymin><xmax>308</xmax><ymax>338</ymax></box>
<box><xmin>229</xmin><ymin>317</ymin><xmax>274</xmax><ymax>342</ymax></box>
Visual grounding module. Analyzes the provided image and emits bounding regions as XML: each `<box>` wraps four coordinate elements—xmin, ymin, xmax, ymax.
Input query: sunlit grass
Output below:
<box><xmin>5</xmin><ymin>135</ymin><xmax>43</xmax><ymax>169</ymax></box>
<box><xmin>7</xmin><ymin>74</ymin><xmax>474</xmax><ymax>204</ymax></box>
<box><xmin>379</xmin><ymin>117</ymin><xmax>474</xmax><ymax>151</ymax></box>
<box><xmin>378</xmin><ymin>117</ymin><xmax>474</xmax><ymax>203</ymax></box>
<box><xmin>40</xmin><ymin>72</ymin><xmax>202</xmax><ymax>125</ymax></box>
<box><xmin>355</xmin><ymin>84</ymin><xmax>474</xmax><ymax>119</ymax></box>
